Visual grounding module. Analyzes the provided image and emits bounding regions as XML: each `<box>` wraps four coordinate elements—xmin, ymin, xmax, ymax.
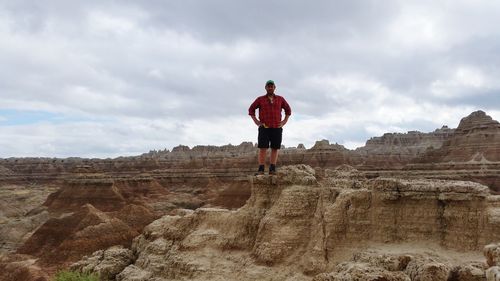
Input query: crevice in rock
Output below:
<box><xmin>437</xmin><ymin>199</ymin><xmax>447</xmax><ymax>244</ymax></box>
<box><xmin>319</xmin><ymin>195</ymin><xmax>329</xmax><ymax>264</ymax></box>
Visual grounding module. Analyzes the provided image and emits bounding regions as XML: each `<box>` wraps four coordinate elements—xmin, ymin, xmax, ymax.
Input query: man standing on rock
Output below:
<box><xmin>248</xmin><ymin>80</ymin><xmax>292</xmax><ymax>175</ymax></box>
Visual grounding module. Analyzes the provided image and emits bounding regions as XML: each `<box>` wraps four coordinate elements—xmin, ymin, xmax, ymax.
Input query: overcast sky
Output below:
<box><xmin>1</xmin><ymin>0</ymin><xmax>499</xmax><ymax>158</ymax></box>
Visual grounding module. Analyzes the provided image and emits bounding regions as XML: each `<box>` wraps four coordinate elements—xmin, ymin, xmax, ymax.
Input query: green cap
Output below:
<box><xmin>265</xmin><ymin>80</ymin><xmax>275</xmax><ymax>86</ymax></box>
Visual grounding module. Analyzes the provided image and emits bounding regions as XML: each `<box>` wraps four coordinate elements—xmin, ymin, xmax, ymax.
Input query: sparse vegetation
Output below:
<box><xmin>52</xmin><ymin>270</ymin><xmax>99</xmax><ymax>281</ymax></box>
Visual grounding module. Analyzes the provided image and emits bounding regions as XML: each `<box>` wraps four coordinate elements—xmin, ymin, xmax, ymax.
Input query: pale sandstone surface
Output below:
<box><xmin>71</xmin><ymin>165</ymin><xmax>499</xmax><ymax>281</ymax></box>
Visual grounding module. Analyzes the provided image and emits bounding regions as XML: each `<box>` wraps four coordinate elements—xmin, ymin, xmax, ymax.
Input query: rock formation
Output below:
<box><xmin>70</xmin><ymin>246</ymin><xmax>134</xmax><ymax>281</ymax></box>
<box><xmin>413</xmin><ymin>111</ymin><xmax>500</xmax><ymax>163</ymax></box>
<box><xmin>354</xmin><ymin>126</ymin><xmax>455</xmax><ymax>169</ymax></box>
<box><xmin>0</xmin><ymin>184</ymin><xmax>58</xmax><ymax>254</ymax></box>
<box><xmin>2</xmin><ymin>111</ymin><xmax>497</xmax><ymax>190</ymax></box>
<box><xmin>485</xmin><ymin>243</ymin><xmax>500</xmax><ymax>281</ymax></box>
<box><xmin>43</xmin><ymin>177</ymin><xmax>168</xmax><ymax>213</ymax></box>
<box><xmin>17</xmin><ymin>203</ymin><xmax>142</xmax><ymax>266</ymax></box>
<box><xmin>12</xmin><ymin>176</ymin><xmax>164</xmax><ymax>265</ymax></box>
<box><xmin>0</xmin><ymin>254</ymin><xmax>49</xmax><ymax>281</ymax></box>
<box><xmin>0</xmin><ymin>111</ymin><xmax>499</xmax><ymax>280</ymax></box>
<box><xmin>69</xmin><ymin>165</ymin><xmax>499</xmax><ymax>281</ymax></box>
<box><xmin>408</xmin><ymin>111</ymin><xmax>500</xmax><ymax>191</ymax></box>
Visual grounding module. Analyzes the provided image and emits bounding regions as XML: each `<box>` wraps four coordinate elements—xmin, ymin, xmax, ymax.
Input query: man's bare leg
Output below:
<box><xmin>270</xmin><ymin>149</ymin><xmax>279</xmax><ymax>165</ymax></box>
<box><xmin>259</xmin><ymin>148</ymin><xmax>267</xmax><ymax>165</ymax></box>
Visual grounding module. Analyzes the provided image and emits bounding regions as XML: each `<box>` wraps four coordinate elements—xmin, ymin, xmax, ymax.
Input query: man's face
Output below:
<box><xmin>265</xmin><ymin>84</ymin><xmax>276</xmax><ymax>94</ymax></box>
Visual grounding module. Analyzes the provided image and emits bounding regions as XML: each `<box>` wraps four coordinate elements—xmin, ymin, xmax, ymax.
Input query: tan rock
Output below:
<box><xmin>116</xmin><ymin>265</ymin><xmax>152</xmax><ymax>281</ymax></box>
<box><xmin>404</xmin><ymin>259</ymin><xmax>451</xmax><ymax>281</ymax></box>
<box><xmin>485</xmin><ymin>243</ymin><xmax>500</xmax><ymax>266</ymax></box>
<box><xmin>92</xmin><ymin>166</ymin><xmax>497</xmax><ymax>281</ymax></box>
<box><xmin>276</xmin><ymin>164</ymin><xmax>317</xmax><ymax>186</ymax></box>
<box><xmin>312</xmin><ymin>262</ymin><xmax>411</xmax><ymax>281</ymax></box>
<box><xmin>448</xmin><ymin>263</ymin><xmax>485</xmax><ymax>281</ymax></box>
<box><xmin>71</xmin><ymin>245</ymin><xmax>134</xmax><ymax>281</ymax></box>
<box><xmin>0</xmin><ymin>254</ymin><xmax>49</xmax><ymax>281</ymax></box>
<box><xmin>17</xmin><ymin>204</ymin><xmax>139</xmax><ymax>266</ymax></box>
<box><xmin>0</xmin><ymin>184</ymin><xmax>57</xmax><ymax>254</ymax></box>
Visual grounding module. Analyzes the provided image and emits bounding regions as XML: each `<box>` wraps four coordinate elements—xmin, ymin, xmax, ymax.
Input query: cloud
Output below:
<box><xmin>430</xmin><ymin>65</ymin><xmax>498</xmax><ymax>98</ymax></box>
<box><xmin>1</xmin><ymin>0</ymin><xmax>500</xmax><ymax>157</ymax></box>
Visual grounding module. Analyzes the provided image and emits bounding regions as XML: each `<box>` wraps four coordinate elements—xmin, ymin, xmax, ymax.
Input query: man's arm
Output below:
<box><xmin>279</xmin><ymin>115</ymin><xmax>290</xmax><ymax>127</ymax></box>
<box><xmin>280</xmin><ymin>97</ymin><xmax>291</xmax><ymax>127</ymax></box>
<box><xmin>251</xmin><ymin>115</ymin><xmax>262</xmax><ymax>126</ymax></box>
<box><xmin>249</xmin><ymin>98</ymin><xmax>262</xmax><ymax>126</ymax></box>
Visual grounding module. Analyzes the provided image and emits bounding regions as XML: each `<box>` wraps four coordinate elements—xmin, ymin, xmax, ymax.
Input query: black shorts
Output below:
<box><xmin>258</xmin><ymin>126</ymin><xmax>283</xmax><ymax>149</ymax></box>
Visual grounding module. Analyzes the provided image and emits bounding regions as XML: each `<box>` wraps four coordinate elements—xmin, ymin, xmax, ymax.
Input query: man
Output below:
<box><xmin>248</xmin><ymin>80</ymin><xmax>292</xmax><ymax>175</ymax></box>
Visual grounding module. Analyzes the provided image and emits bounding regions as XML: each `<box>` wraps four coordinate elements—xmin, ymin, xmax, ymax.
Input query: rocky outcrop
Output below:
<box><xmin>412</xmin><ymin>111</ymin><xmax>500</xmax><ymax>164</ymax></box>
<box><xmin>17</xmin><ymin>203</ymin><xmax>144</xmax><ymax>266</ymax></box>
<box><xmin>70</xmin><ymin>246</ymin><xmax>134</xmax><ymax>281</ymax></box>
<box><xmin>485</xmin><ymin>244</ymin><xmax>500</xmax><ymax>281</ymax></box>
<box><xmin>313</xmin><ymin>261</ymin><xmax>411</xmax><ymax>281</ymax></box>
<box><xmin>43</xmin><ymin>177</ymin><xmax>168</xmax><ymax>213</ymax></box>
<box><xmin>0</xmin><ymin>166</ymin><xmax>13</xmax><ymax>176</ymax></box>
<box><xmin>485</xmin><ymin>243</ymin><xmax>500</xmax><ymax>267</ymax></box>
<box><xmin>80</xmin><ymin>165</ymin><xmax>498</xmax><ymax>281</ymax></box>
<box><xmin>313</xmin><ymin>249</ymin><xmax>486</xmax><ymax>281</ymax></box>
<box><xmin>355</xmin><ymin>127</ymin><xmax>455</xmax><ymax>169</ymax></box>
<box><xmin>1</xmin><ymin>111</ymin><xmax>498</xmax><ymax>200</ymax></box>
<box><xmin>0</xmin><ymin>178</ymin><xmax>161</xmax><ymax>278</ymax></box>
<box><xmin>0</xmin><ymin>254</ymin><xmax>49</xmax><ymax>281</ymax></box>
<box><xmin>0</xmin><ymin>129</ymin><xmax>452</xmax><ymax>183</ymax></box>
<box><xmin>408</xmin><ymin>111</ymin><xmax>500</xmax><ymax>191</ymax></box>
<box><xmin>0</xmin><ymin>184</ymin><xmax>58</xmax><ymax>254</ymax></box>
<box><xmin>2</xmin><ymin>112</ymin><xmax>496</xmax><ymax>192</ymax></box>
<box><xmin>0</xmin><ymin>111</ymin><xmax>499</xmax><ymax>280</ymax></box>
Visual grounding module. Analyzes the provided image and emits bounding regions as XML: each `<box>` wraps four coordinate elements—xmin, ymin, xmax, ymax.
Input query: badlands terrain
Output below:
<box><xmin>0</xmin><ymin>110</ymin><xmax>499</xmax><ymax>281</ymax></box>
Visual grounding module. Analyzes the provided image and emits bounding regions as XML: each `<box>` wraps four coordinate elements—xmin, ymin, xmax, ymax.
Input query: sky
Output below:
<box><xmin>1</xmin><ymin>0</ymin><xmax>499</xmax><ymax>158</ymax></box>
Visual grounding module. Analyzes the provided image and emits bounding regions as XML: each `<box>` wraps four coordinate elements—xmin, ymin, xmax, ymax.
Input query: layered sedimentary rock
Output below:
<box><xmin>71</xmin><ymin>165</ymin><xmax>498</xmax><ymax>281</ymax></box>
<box><xmin>0</xmin><ymin>184</ymin><xmax>58</xmax><ymax>254</ymax></box>
<box><xmin>1</xmin><ymin>111</ymin><xmax>497</xmax><ymax>200</ymax></box>
<box><xmin>413</xmin><ymin>111</ymin><xmax>500</xmax><ymax>164</ymax></box>
<box><xmin>1</xmin><ymin>112</ymin><xmax>496</xmax><ymax>196</ymax></box>
<box><xmin>43</xmin><ymin>177</ymin><xmax>168</xmax><ymax>213</ymax></box>
<box><xmin>0</xmin><ymin>176</ymin><xmax>173</xmax><ymax>256</ymax></box>
<box><xmin>354</xmin><ymin>126</ymin><xmax>455</xmax><ymax>169</ymax></box>
<box><xmin>408</xmin><ymin>111</ymin><xmax>500</xmax><ymax>191</ymax></box>
<box><xmin>9</xmin><ymin>176</ymin><xmax>170</xmax><ymax>269</ymax></box>
<box><xmin>0</xmin><ymin>165</ymin><xmax>13</xmax><ymax>176</ymax></box>
<box><xmin>1</xmin><ymin>111</ymin><xmax>499</xmax><ymax>281</ymax></box>
<box><xmin>17</xmin><ymin>203</ymin><xmax>148</xmax><ymax>266</ymax></box>
<box><xmin>0</xmin><ymin>128</ymin><xmax>453</xmax><ymax>182</ymax></box>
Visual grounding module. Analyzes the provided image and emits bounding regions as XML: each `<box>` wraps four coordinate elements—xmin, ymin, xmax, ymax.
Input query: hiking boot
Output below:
<box><xmin>269</xmin><ymin>164</ymin><xmax>277</xmax><ymax>175</ymax></box>
<box><xmin>255</xmin><ymin>165</ymin><xmax>265</xmax><ymax>175</ymax></box>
